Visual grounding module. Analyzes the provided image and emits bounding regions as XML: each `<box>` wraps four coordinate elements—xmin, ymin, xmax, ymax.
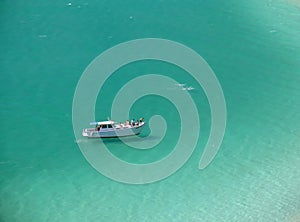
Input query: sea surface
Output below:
<box><xmin>1</xmin><ymin>0</ymin><xmax>300</xmax><ymax>221</ymax></box>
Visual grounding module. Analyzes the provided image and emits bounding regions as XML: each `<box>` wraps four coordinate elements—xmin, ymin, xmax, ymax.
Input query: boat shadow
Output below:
<box><xmin>101</xmin><ymin>135</ymin><xmax>160</xmax><ymax>144</ymax></box>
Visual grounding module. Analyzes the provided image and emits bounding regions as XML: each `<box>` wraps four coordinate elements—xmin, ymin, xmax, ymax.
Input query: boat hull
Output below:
<box><xmin>82</xmin><ymin>122</ymin><xmax>145</xmax><ymax>138</ymax></box>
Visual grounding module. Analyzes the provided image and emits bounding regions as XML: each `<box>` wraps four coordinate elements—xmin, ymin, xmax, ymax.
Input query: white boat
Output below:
<box><xmin>82</xmin><ymin>118</ymin><xmax>145</xmax><ymax>138</ymax></box>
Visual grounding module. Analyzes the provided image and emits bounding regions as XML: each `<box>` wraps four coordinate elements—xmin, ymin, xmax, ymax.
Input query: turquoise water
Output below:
<box><xmin>1</xmin><ymin>0</ymin><xmax>300</xmax><ymax>221</ymax></box>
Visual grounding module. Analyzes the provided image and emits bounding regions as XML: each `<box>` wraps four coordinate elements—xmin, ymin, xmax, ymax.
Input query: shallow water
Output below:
<box><xmin>1</xmin><ymin>0</ymin><xmax>300</xmax><ymax>221</ymax></box>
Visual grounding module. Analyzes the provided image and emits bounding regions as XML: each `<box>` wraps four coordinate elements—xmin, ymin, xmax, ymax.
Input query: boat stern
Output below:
<box><xmin>82</xmin><ymin>129</ymin><xmax>89</xmax><ymax>137</ymax></box>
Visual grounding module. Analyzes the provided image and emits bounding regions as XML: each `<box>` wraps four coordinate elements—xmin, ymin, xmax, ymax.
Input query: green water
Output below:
<box><xmin>1</xmin><ymin>0</ymin><xmax>300</xmax><ymax>221</ymax></box>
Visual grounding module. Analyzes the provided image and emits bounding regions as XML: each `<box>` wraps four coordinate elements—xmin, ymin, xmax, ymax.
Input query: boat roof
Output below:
<box><xmin>96</xmin><ymin>120</ymin><xmax>115</xmax><ymax>125</ymax></box>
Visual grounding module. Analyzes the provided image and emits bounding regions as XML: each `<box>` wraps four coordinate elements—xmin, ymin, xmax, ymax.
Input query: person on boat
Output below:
<box><xmin>139</xmin><ymin>117</ymin><xmax>144</xmax><ymax>123</ymax></box>
<box><xmin>131</xmin><ymin>119</ymin><xmax>135</xmax><ymax>126</ymax></box>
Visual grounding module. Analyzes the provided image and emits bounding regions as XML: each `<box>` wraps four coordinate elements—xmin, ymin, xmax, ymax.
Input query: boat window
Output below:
<box><xmin>107</xmin><ymin>124</ymin><xmax>113</xmax><ymax>128</ymax></box>
<box><xmin>102</xmin><ymin>125</ymin><xmax>107</xmax><ymax>129</ymax></box>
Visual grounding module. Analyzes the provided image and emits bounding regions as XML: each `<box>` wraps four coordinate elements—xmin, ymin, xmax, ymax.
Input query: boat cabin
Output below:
<box><xmin>95</xmin><ymin>120</ymin><xmax>115</xmax><ymax>131</ymax></box>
